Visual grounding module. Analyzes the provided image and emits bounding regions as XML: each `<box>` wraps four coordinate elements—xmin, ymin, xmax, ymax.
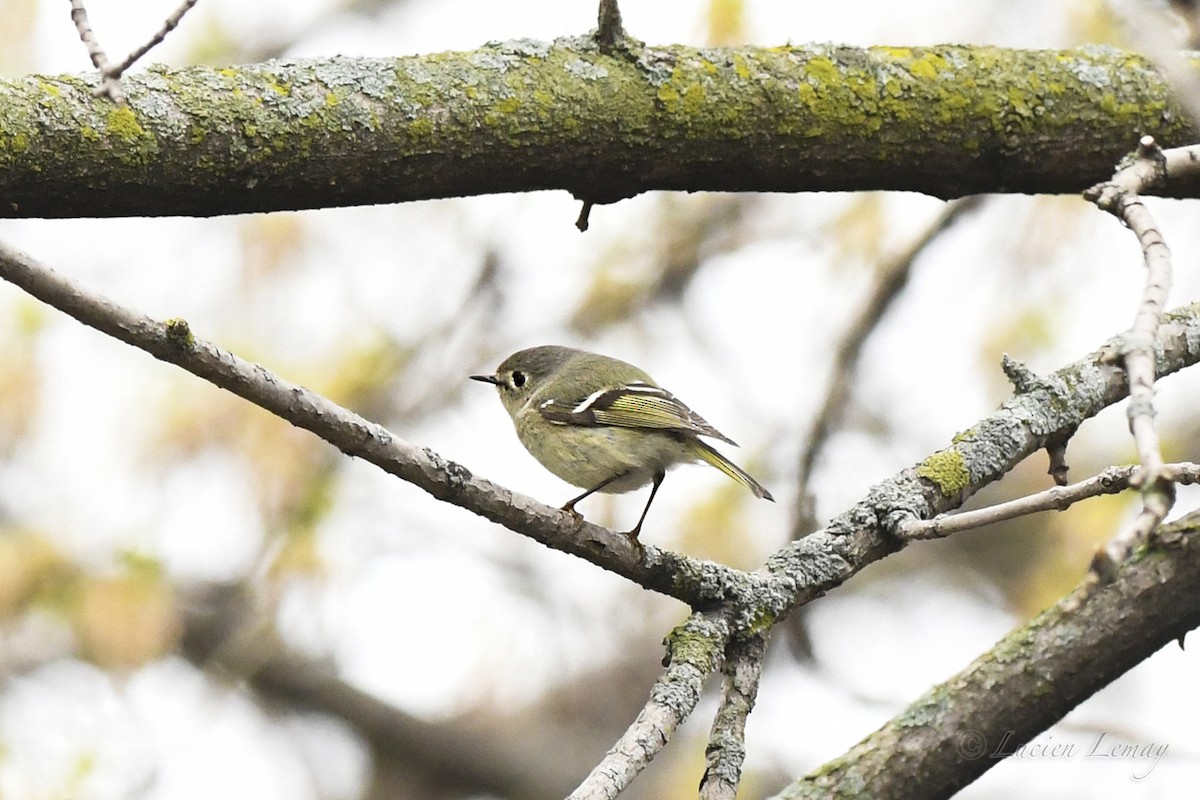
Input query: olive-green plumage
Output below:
<box><xmin>472</xmin><ymin>345</ymin><xmax>773</xmax><ymax>538</ymax></box>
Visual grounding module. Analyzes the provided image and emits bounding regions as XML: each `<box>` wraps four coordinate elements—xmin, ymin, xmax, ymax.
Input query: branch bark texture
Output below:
<box><xmin>1</xmin><ymin>42</ymin><xmax>1197</xmax><ymax>218</ymax></box>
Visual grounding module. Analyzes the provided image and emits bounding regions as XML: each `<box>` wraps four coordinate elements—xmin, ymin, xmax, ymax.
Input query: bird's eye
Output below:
<box><xmin>511</xmin><ymin>370</ymin><xmax>527</xmax><ymax>388</ymax></box>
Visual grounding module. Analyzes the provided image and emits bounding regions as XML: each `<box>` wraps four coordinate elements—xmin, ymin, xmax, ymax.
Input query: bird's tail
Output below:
<box><xmin>688</xmin><ymin>438</ymin><xmax>774</xmax><ymax>501</ymax></box>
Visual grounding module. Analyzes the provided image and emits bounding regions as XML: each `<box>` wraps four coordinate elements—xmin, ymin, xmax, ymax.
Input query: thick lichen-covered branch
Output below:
<box><xmin>1</xmin><ymin>42</ymin><xmax>1196</xmax><ymax>218</ymax></box>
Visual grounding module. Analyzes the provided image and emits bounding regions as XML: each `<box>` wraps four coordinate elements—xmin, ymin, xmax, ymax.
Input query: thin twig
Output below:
<box><xmin>575</xmin><ymin>200</ymin><xmax>594</xmax><ymax>232</ymax></box>
<box><xmin>69</xmin><ymin>0</ymin><xmax>203</xmax><ymax>104</ymax></box>
<box><xmin>898</xmin><ymin>462</ymin><xmax>1200</xmax><ymax>540</ymax></box>
<box><xmin>110</xmin><ymin>0</ymin><xmax>203</xmax><ymax>76</ymax></box>
<box><xmin>1161</xmin><ymin>143</ymin><xmax>1200</xmax><ymax>181</ymax></box>
<box><xmin>793</xmin><ymin>196</ymin><xmax>986</xmax><ymax>538</ymax></box>
<box><xmin>699</xmin><ymin>632</ymin><xmax>769</xmax><ymax>800</ymax></box>
<box><xmin>69</xmin><ymin>0</ymin><xmax>110</xmax><ymax>71</ymax></box>
<box><xmin>596</xmin><ymin>0</ymin><xmax>625</xmax><ymax>52</ymax></box>
<box><xmin>68</xmin><ymin>0</ymin><xmax>124</xmax><ymax>103</ymax></box>
<box><xmin>1084</xmin><ymin>136</ymin><xmax>1177</xmax><ymax>568</ymax></box>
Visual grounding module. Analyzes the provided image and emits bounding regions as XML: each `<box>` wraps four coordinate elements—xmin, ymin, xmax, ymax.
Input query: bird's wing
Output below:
<box><xmin>538</xmin><ymin>382</ymin><xmax>737</xmax><ymax>445</ymax></box>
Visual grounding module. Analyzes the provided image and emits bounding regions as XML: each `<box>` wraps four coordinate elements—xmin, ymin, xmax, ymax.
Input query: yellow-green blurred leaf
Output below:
<box><xmin>0</xmin><ymin>0</ymin><xmax>38</xmax><ymax>73</ymax></box>
<box><xmin>676</xmin><ymin>482</ymin><xmax>762</xmax><ymax>569</ymax></box>
<box><xmin>239</xmin><ymin>214</ymin><xmax>311</xmax><ymax>287</ymax></box>
<box><xmin>74</xmin><ymin>571</ymin><xmax>181</xmax><ymax>669</ymax></box>
<box><xmin>0</xmin><ymin>530</ymin><xmax>70</xmax><ymax>619</ymax></box>
<box><xmin>827</xmin><ymin>194</ymin><xmax>888</xmax><ymax>266</ymax></box>
<box><xmin>180</xmin><ymin>11</ymin><xmax>242</xmax><ymax>66</ymax></box>
<box><xmin>706</xmin><ymin>0</ymin><xmax>746</xmax><ymax>45</ymax></box>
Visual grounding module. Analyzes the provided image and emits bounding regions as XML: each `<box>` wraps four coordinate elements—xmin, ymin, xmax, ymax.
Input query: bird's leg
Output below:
<box><xmin>627</xmin><ymin>471</ymin><xmax>666</xmax><ymax>540</ymax></box>
<box><xmin>562</xmin><ymin>470</ymin><xmax>631</xmax><ymax>515</ymax></box>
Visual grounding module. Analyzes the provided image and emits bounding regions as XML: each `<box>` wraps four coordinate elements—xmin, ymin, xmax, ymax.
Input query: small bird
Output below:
<box><xmin>471</xmin><ymin>345</ymin><xmax>773</xmax><ymax>539</ymax></box>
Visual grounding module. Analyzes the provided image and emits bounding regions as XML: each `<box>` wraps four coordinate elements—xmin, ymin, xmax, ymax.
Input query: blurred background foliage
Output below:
<box><xmin>1</xmin><ymin>0</ymin><xmax>1199</xmax><ymax>798</ymax></box>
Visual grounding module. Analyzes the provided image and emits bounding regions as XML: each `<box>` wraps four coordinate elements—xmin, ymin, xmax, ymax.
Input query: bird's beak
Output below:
<box><xmin>470</xmin><ymin>373</ymin><xmax>501</xmax><ymax>386</ymax></box>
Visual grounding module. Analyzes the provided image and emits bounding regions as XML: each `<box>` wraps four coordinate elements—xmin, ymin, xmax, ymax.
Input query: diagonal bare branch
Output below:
<box><xmin>699</xmin><ymin>631</ymin><xmax>769</xmax><ymax>800</ymax></box>
<box><xmin>0</xmin><ymin>237</ymin><xmax>764</xmax><ymax>607</ymax></box>
<box><xmin>568</xmin><ymin>613</ymin><xmax>729</xmax><ymax>800</ymax></box>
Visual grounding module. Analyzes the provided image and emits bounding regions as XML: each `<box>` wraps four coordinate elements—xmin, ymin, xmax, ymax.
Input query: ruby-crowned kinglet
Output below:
<box><xmin>471</xmin><ymin>345</ymin><xmax>773</xmax><ymax>538</ymax></box>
